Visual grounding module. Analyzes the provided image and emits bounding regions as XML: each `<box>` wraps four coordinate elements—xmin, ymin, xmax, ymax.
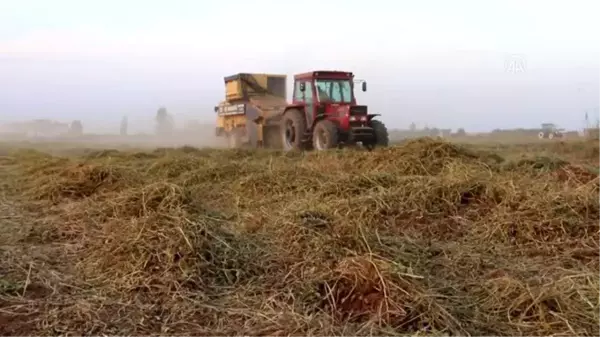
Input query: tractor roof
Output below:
<box><xmin>294</xmin><ymin>70</ymin><xmax>354</xmax><ymax>80</ymax></box>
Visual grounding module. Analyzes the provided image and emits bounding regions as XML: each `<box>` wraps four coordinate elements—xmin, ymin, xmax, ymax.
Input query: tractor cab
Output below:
<box><xmin>279</xmin><ymin>70</ymin><xmax>388</xmax><ymax>151</ymax></box>
<box><xmin>292</xmin><ymin>71</ymin><xmax>369</xmax><ymax>133</ymax></box>
<box><xmin>293</xmin><ymin>71</ymin><xmax>364</xmax><ymax>104</ymax></box>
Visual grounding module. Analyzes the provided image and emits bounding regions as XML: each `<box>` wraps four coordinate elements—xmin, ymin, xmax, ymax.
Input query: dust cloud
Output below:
<box><xmin>0</xmin><ymin>115</ymin><xmax>230</xmax><ymax>151</ymax></box>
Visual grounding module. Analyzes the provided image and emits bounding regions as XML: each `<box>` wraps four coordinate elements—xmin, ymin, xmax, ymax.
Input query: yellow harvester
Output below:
<box><xmin>214</xmin><ymin>73</ymin><xmax>288</xmax><ymax>148</ymax></box>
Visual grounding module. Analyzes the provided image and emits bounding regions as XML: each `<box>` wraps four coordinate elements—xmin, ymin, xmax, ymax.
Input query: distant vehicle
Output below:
<box><xmin>538</xmin><ymin>123</ymin><xmax>564</xmax><ymax>140</ymax></box>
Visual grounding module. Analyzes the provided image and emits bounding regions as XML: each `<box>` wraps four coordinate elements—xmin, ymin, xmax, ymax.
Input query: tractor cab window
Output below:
<box><xmin>293</xmin><ymin>82</ymin><xmax>304</xmax><ymax>101</ymax></box>
<box><xmin>294</xmin><ymin>80</ymin><xmax>314</xmax><ymax>102</ymax></box>
<box><xmin>304</xmin><ymin>81</ymin><xmax>314</xmax><ymax>102</ymax></box>
<box><xmin>315</xmin><ymin>79</ymin><xmax>352</xmax><ymax>103</ymax></box>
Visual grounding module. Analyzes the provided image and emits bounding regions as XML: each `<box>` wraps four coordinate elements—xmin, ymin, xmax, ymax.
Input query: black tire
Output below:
<box><xmin>365</xmin><ymin>120</ymin><xmax>389</xmax><ymax>149</ymax></box>
<box><xmin>281</xmin><ymin>109</ymin><xmax>307</xmax><ymax>151</ymax></box>
<box><xmin>312</xmin><ymin>119</ymin><xmax>339</xmax><ymax>150</ymax></box>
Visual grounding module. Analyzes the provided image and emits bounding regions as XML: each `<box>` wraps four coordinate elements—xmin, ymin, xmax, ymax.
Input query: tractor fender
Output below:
<box><xmin>282</xmin><ymin>104</ymin><xmax>305</xmax><ymax>115</ymax></box>
<box><xmin>310</xmin><ymin>114</ymin><xmax>328</xmax><ymax>129</ymax></box>
<box><xmin>367</xmin><ymin>113</ymin><xmax>381</xmax><ymax>121</ymax></box>
<box><xmin>282</xmin><ymin>104</ymin><xmax>310</xmax><ymax>127</ymax></box>
<box><xmin>254</xmin><ymin>104</ymin><xmax>304</xmax><ymax>124</ymax></box>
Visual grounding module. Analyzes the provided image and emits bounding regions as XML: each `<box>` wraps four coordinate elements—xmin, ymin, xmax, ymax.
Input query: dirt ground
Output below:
<box><xmin>0</xmin><ymin>137</ymin><xmax>598</xmax><ymax>336</ymax></box>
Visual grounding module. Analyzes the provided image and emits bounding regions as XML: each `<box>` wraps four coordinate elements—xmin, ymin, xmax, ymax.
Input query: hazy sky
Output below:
<box><xmin>1</xmin><ymin>0</ymin><xmax>599</xmax><ymax>133</ymax></box>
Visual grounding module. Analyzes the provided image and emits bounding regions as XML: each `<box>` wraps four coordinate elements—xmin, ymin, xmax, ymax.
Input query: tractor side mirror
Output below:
<box><xmin>299</xmin><ymin>82</ymin><xmax>306</xmax><ymax>92</ymax></box>
<box><xmin>214</xmin><ymin>106</ymin><xmax>218</xmax><ymax>113</ymax></box>
<box><xmin>361</xmin><ymin>82</ymin><xmax>367</xmax><ymax>92</ymax></box>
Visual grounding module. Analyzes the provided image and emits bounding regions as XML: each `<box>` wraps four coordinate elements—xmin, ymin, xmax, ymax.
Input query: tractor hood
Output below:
<box><xmin>321</xmin><ymin>104</ymin><xmax>369</xmax><ymax>124</ymax></box>
<box><xmin>321</xmin><ymin>104</ymin><xmax>367</xmax><ymax>116</ymax></box>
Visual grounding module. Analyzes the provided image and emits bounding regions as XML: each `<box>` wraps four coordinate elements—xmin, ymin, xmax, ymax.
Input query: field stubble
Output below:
<box><xmin>0</xmin><ymin>137</ymin><xmax>598</xmax><ymax>336</ymax></box>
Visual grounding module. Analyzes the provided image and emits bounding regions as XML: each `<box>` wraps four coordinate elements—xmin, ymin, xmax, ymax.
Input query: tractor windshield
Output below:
<box><xmin>315</xmin><ymin>79</ymin><xmax>353</xmax><ymax>103</ymax></box>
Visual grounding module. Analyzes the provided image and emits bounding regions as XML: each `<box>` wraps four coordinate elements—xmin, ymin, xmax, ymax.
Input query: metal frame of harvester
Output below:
<box><xmin>214</xmin><ymin>70</ymin><xmax>389</xmax><ymax>151</ymax></box>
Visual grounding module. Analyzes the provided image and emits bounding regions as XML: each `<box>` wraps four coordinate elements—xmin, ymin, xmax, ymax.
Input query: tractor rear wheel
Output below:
<box><xmin>312</xmin><ymin>120</ymin><xmax>339</xmax><ymax>150</ymax></box>
<box><xmin>281</xmin><ymin>109</ymin><xmax>306</xmax><ymax>151</ymax></box>
<box><xmin>538</xmin><ymin>132</ymin><xmax>545</xmax><ymax>139</ymax></box>
<box><xmin>365</xmin><ymin>120</ymin><xmax>389</xmax><ymax>149</ymax></box>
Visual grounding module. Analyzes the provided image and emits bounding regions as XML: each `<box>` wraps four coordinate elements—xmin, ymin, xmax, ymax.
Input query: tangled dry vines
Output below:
<box><xmin>0</xmin><ymin>137</ymin><xmax>598</xmax><ymax>335</ymax></box>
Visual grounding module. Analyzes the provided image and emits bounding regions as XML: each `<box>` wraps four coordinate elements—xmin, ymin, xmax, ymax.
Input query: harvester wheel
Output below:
<box><xmin>227</xmin><ymin>128</ymin><xmax>243</xmax><ymax>148</ymax></box>
<box><xmin>312</xmin><ymin>120</ymin><xmax>339</xmax><ymax>150</ymax></box>
<box><xmin>364</xmin><ymin>120</ymin><xmax>389</xmax><ymax>149</ymax></box>
<box><xmin>281</xmin><ymin>109</ymin><xmax>306</xmax><ymax>151</ymax></box>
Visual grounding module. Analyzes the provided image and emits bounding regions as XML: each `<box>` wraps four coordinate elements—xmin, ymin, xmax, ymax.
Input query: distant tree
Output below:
<box><xmin>409</xmin><ymin>122</ymin><xmax>416</xmax><ymax>132</ymax></box>
<box><xmin>456</xmin><ymin>128</ymin><xmax>466</xmax><ymax>136</ymax></box>
<box><xmin>69</xmin><ymin>120</ymin><xmax>83</xmax><ymax>136</ymax></box>
<box><xmin>155</xmin><ymin>106</ymin><xmax>174</xmax><ymax>135</ymax></box>
<box><xmin>120</xmin><ymin>116</ymin><xmax>128</xmax><ymax>136</ymax></box>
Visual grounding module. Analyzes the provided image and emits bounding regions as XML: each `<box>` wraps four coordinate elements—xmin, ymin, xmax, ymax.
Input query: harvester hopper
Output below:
<box><xmin>215</xmin><ymin>73</ymin><xmax>288</xmax><ymax>148</ymax></box>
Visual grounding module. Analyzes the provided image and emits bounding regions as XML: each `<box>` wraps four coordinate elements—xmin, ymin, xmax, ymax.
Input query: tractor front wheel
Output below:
<box><xmin>281</xmin><ymin>109</ymin><xmax>307</xmax><ymax>151</ymax></box>
<box><xmin>312</xmin><ymin>120</ymin><xmax>339</xmax><ymax>150</ymax></box>
<box><xmin>364</xmin><ymin>120</ymin><xmax>389</xmax><ymax>150</ymax></box>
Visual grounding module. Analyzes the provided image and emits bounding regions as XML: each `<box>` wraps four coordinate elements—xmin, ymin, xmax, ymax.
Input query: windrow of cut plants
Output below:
<box><xmin>1</xmin><ymin>137</ymin><xmax>598</xmax><ymax>336</ymax></box>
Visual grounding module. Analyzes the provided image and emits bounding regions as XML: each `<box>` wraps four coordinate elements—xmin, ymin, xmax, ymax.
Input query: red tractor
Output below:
<box><xmin>277</xmin><ymin>70</ymin><xmax>389</xmax><ymax>151</ymax></box>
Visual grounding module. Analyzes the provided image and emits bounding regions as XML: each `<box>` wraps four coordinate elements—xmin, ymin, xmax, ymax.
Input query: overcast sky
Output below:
<box><xmin>1</xmin><ymin>0</ymin><xmax>599</xmax><ymax>133</ymax></box>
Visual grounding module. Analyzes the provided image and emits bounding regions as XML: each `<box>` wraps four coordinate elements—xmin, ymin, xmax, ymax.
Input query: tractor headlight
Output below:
<box><xmin>350</xmin><ymin>116</ymin><xmax>367</xmax><ymax>122</ymax></box>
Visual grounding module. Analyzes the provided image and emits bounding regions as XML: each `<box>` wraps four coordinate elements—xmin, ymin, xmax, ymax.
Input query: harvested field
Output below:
<box><xmin>0</xmin><ymin>137</ymin><xmax>598</xmax><ymax>336</ymax></box>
